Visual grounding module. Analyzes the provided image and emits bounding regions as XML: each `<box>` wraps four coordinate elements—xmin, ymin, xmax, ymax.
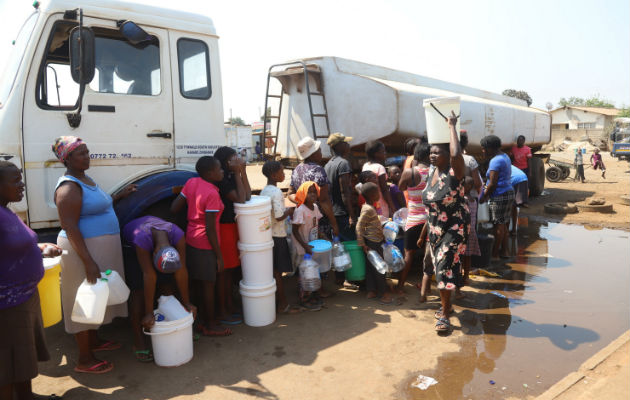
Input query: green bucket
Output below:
<box><xmin>343</xmin><ymin>240</ymin><xmax>366</xmax><ymax>281</ymax></box>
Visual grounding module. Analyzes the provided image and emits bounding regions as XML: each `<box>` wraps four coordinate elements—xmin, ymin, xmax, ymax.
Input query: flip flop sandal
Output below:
<box><xmin>92</xmin><ymin>340</ymin><xmax>121</xmax><ymax>352</ymax></box>
<box><xmin>434</xmin><ymin>307</ymin><xmax>455</xmax><ymax>319</ymax></box>
<box><xmin>200</xmin><ymin>326</ymin><xmax>233</xmax><ymax>337</ymax></box>
<box><xmin>300</xmin><ymin>300</ymin><xmax>322</xmax><ymax>312</ymax></box>
<box><xmin>193</xmin><ymin>332</ymin><xmax>201</xmax><ymax>341</ymax></box>
<box><xmin>378</xmin><ymin>297</ymin><xmax>395</xmax><ymax>305</ymax></box>
<box><xmin>74</xmin><ymin>360</ymin><xmax>114</xmax><ymax>374</ymax></box>
<box><xmin>134</xmin><ymin>349</ymin><xmax>154</xmax><ymax>363</ymax></box>
<box><xmin>220</xmin><ymin>316</ymin><xmax>243</xmax><ymax>325</ymax></box>
<box><xmin>435</xmin><ymin>317</ymin><xmax>451</xmax><ymax>332</ymax></box>
<box><xmin>279</xmin><ymin>304</ymin><xmax>304</xmax><ymax>314</ymax></box>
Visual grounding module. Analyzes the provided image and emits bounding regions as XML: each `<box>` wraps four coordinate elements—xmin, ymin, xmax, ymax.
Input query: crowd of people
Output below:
<box><xmin>1</xmin><ymin>116</ymin><xmax>536</xmax><ymax>398</ymax></box>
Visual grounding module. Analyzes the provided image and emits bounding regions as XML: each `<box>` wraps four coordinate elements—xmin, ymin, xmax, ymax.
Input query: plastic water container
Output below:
<box><xmin>299</xmin><ymin>254</ymin><xmax>322</xmax><ymax>291</ymax></box>
<box><xmin>238</xmin><ymin>240</ymin><xmax>274</xmax><ymax>286</ymax></box>
<box><xmin>367</xmin><ymin>250</ymin><xmax>389</xmax><ymax>275</ymax></box>
<box><xmin>234</xmin><ymin>195</ymin><xmax>272</xmax><ymax>244</ymax></box>
<box><xmin>393</xmin><ymin>208</ymin><xmax>408</xmax><ymax>228</ymax></box>
<box><xmin>101</xmin><ymin>269</ymin><xmax>129</xmax><ymax>306</ymax></box>
<box><xmin>144</xmin><ymin>311</ymin><xmax>194</xmax><ymax>367</ymax></box>
<box><xmin>157</xmin><ymin>295</ymin><xmax>189</xmax><ymax>321</ymax></box>
<box><xmin>383</xmin><ymin>221</ymin><xmax>399</xmax><ymax>244</ymax></box>
<box><xmin>239</xmin><ymin>279</ymin><xmax>276</xmax><ymax>327</ymax></box>
<box><xmin>38</xmin><ymin>256</ymin><xmax>62</xmax><ymax>328</ymax></box>
<box><xmin>477</xmin><ymin>201</ymin><xmax>490</xmax><ymax>223</ymax></box>
<box><xmin>343</xmin><ymin>241</ymin><xmax>366</xmax><ymax>281</ymax></box>
<box><xmin>308</xmin><ymin>239</ymin><xmax>332</xmax><ymax>273</ymax></box>
<box><xmin>423</xmin><ymin>96</ymin><xmax>460</xmax><ymax>144</ymax></box>
<box><xmin>71</xmin><ymin>278</ymin><xmax>109</xmax><ymax>324</ymax></box>
<box><xmin>332</xmin><ymin>237</ymin><xmax>352</xmax><ymax>272</ymax></box>
<box><xmin>382</xmin><ymin>244</ymin><xmax>404</xmax><ymax>273</ymax></box>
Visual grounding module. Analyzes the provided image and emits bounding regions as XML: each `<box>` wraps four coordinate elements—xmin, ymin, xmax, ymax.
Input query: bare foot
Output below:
<box><xmin>418</xmin><ymin>294</ymin><xmax>427</xmax><ymax>303</ymax></box>
<box><xmin>366</xmin><ymin>291</ymin><xmax>377</xmax><ymax>300</ymax></box>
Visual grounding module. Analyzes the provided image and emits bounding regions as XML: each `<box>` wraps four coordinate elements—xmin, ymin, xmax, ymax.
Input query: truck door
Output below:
<box><xmin>22</xmin><ymin>15</ymin><xmax>174</xmax><ymax>227</ymax></box>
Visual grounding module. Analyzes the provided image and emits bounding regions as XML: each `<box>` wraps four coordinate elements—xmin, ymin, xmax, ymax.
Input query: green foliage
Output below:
<box><xmin>502</xmin><ymin>89</ymin><xmax>532</xmax><ymax>106</ymax></box>
<box><xmin>261</xmin><ymin>107</ymin><xmax>272</xmax><ymax>121</ymax></box>
<box><xmin>618</xmin><ymin>108</ymin><xmax>630</xmax><ymax>118</ymax></box>
<box><xmin>228</xmin><ymin>117</ymin><xmax>245</xmax><ymax>126</ymax></box>
<box><xmin>558</xmin><ymin>95</ymin><xmax>615</xmax><ymax>108</ymax></box>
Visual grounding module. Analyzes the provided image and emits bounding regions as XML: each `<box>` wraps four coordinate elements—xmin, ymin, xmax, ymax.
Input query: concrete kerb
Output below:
<box><xmin>536</xmin><ymin>330</ymin><xmax>630</xmax><ymax>400</ymax></box>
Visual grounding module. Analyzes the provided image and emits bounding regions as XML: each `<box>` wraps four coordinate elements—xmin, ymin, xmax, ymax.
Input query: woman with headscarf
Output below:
<box><xmin>421</xmin><ymin>112</ymin><xmax>470</xmax><ymax>333</ymax></box>
<box><xmin>213</xmin><ymin>146</ymin><xmax>251</xmax><ymax>325</ymax></box>
<box><xmin>0</xmin><ymin>161</ymin><xmax>62</xmax><ymax>399</ymax></box>
<box><xmin>52</xmin><ymin>136</ymin><xmax>136</xmax><ymax>374</ymax></box>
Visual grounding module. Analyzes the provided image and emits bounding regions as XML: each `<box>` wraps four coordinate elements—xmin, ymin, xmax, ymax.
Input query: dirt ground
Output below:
<box><xmin>523</xmin><ymin>151</ymin><xmax>630</xmax><ymax>230</ymax></box>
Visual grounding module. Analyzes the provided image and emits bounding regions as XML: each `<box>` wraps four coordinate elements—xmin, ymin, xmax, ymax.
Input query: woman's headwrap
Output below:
<box><xmin>52</xmin><ymin>136</ymin><xmax>84</xmax><ymax>162</ymax></box>
<box><xmin>295</xmin><ymin>181</ymin><xmax>320</xmax><ymax>207</ymax></box>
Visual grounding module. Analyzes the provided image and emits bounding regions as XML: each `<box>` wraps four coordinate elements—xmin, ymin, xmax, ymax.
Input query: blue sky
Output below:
<box><xmin>1</xmin><ymin>0</ymin><xmax>628</xmax><ymax>122</ymax></box>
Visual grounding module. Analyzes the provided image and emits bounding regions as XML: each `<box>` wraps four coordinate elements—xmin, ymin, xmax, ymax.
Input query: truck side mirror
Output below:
<box><xmin>69</xmin><ymin>26</ymin><xmax>95</xmax><ymax>84</ymax></box>
<box><xmin>119</xmin><ymin>21</ymin><xmax>155</xmax><ymax>46</ymax></box>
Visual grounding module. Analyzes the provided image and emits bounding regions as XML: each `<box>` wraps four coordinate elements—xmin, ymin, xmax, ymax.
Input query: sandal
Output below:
<box><xmin>279</xmin><ymin>304</ymin><xmax>304</xmax><ymax>314</ymax></box>
<box><xmin>435</xmin><ymin>317</ymin><xmax>451</xmax><ymax>332</ymax></box>
<box><xmin>378</xmin><ymin>297</ymin><xmax>394</xmax><ymax>305</ymax></box>
<box><xmin>92</xmin><ymin>340</ymin><xmax>121</xmax><ymax>352</ymax></box>
<box><xmin>300</xmin><ymin>298</ymin><xmax>322</xmax><ymax>311</ymax></box>
<box><xmin>434</xmin><ymin>307</ymin><xmax>454</xmax><ymax>319</ymax></box>
<box><xmin>134</xmin><ymin>349</ymin><xmax>153</xmax><ymax>363</ymax></box>
<box><xmin>200</xmin><ymin>325</ymin><xmax>233</xmax><ymax>337</ymax></box>
<box><xmin>219</xmin><ymin>315</ymin><xmax>243</xmax><ymax>325</ymax></box>
<box><xmin>74</xmin><ymin>360</ymin><xmax>114</xmax><ymax>374</ymax></box>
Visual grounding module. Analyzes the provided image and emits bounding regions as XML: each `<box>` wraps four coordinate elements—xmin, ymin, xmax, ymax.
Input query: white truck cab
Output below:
<box><xmin>1</xmin><ymin>0</ymin><xmax>226</xmax><ymax>229</ymax></box>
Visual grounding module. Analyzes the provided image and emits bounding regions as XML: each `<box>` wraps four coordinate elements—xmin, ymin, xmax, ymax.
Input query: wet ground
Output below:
<box><xmin>407</xmin><ymin>220</ymin><xmax>630</xmax><ymax>399</ymax></box>
<box><xmin>33</xmin><ymin>219</ymin><xmax>630</xmax><ymax>399</ymax></box>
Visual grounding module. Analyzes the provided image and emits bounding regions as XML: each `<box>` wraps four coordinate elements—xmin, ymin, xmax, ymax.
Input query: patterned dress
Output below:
<box><xmin>422</xmin><ymin>167</ymin><xmax>471</xmax><ymax>290</ymax></box>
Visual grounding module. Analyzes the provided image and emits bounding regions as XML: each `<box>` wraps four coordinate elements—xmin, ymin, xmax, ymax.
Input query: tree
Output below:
<box><xmin>619</xmin><ymin>108</ymin><xmax>630</xmax><ymax>118</ymax></box>
<box><xmin>558</xmin><ymin>95</ymin><xmax>615</xmax><ymax>108</ymax></box>
<box><xmin>502</xmin><ymin>89</ymin><xmax>532</xmax><ymax>106</ymax></box>
<box><xmin>228</xmin><ymin>116</ymin><xmax>245</xmax><ymax>126</ymax></box>
<box><xmin>260</xmin><ymin>107</ymin><xmax>272</xmax><ymax>121</ymax></box>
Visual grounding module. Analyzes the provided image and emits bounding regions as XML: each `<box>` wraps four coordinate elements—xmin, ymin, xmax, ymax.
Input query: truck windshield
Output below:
<box><xmin>0</xmin><ymin>11</ymin><xmax>39</xmax><ymax>108</ymax></box>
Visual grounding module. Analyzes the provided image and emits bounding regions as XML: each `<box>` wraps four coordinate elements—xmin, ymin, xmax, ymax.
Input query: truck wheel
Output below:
<box><xmin>545</xmin><ymin>166</ymin><xmax>562</xmax><ymax>182</ymax></box>
<box><xmin>529</xmin><ymin>157</ymin><xmax>545</xmax><ymax>197</ymax></box>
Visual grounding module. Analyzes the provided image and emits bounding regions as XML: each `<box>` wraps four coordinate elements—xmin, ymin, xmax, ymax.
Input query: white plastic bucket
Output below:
<box><xmin>238</xmin><ymin>240</ymin><xmax>274</xmax><ymax>286</ymax></box>
<box><xmin>234</xmin><ymin>195</ymin><xmax>272</xmax><ymax>244</ymax></box>
<box><xmin>423</xmin><ymin>96</ymin><xmax>460</xmax><ymax>144</ymax></box>
<box><xmin>144</xmin><ymin>312</ymin><xmax>194</xmax><ymax>367</ymax></box>
<box><xmin>239</xmin><ymin>279</ymin><xmax>276</xmax><ymax>327</ymax></box>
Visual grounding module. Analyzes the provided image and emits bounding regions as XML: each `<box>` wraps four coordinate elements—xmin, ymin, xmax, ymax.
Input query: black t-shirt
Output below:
<box><xmin>218</xmin><ymin>174</ymin><xmax>237</xmax><ymax>223</ymax></box>
<box><xmin>324</xmin><ymin>156</ymin><xmax>351</xmax><ymax>216</ymax></box>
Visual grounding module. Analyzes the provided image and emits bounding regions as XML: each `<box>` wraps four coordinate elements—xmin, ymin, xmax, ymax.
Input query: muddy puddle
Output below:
<box><xmin>407</xmin><ymin>220</ymin><xmax>630</xmax><ymax>399</ymax></box>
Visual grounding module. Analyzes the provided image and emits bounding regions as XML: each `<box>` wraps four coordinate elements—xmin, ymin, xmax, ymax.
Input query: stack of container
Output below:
<box><xmin>234</xmin><ymin>195</ymin><xmax>276</xmax><ymax>327</ymax></box>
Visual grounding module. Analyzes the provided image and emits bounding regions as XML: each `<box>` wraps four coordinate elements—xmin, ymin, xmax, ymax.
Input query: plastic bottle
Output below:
<box><xmin>102</xmin><ymin>269</ymin><xmax>130</xmax><ymax>305</ymax></box>
<box><xmin>157</xmin><ymin>295</ymin><xmax>189</xmax><ymax>321</ymax></box>
<box><xmin>299</xmin><ymin>254</ymin><xmax>321</xmax><ymax>291</ymax></box>
<box><xmin>71</xmin><ymin>278</ymin><xmax>110</xmax><ymax>324</ymax></box>
<box><xmin>383</xmin><ymin>221</ymin><xmax>399</xmax><ymax>244</ymax></box>
<box><xmin>382</xmin><ymin>243</ymin><xmax>405</xmax><ymax>273</ymax></box>
<box><xmin>367</xmin><ymin>250</ymin><xmax>389</xmax><ymax>275</ymax></box>
<box><xmin>332</xmin><ymin>236</ymin><xmax>352</xmax><ymax>272</ymax></box>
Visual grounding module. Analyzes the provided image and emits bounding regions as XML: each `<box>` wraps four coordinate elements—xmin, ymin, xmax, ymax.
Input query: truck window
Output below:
<box><xmin>36</xmin><ymin>23</ymin><xmax>161</xmax><ymax>109</ymax></box>
<box><xmin>177</xmin><ymin>38</ymin><xmax>211</xmax><ymax>99</ymax></box>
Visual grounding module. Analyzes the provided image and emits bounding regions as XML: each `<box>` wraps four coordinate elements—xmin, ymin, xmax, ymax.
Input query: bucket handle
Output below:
<box><xmin>143</xmin><ymin>323</ymin><xmax>190</xmax><ymax>336</ymax></box>
<box><xmin>429</xmin><ymin>102</ymin><xmax>460</xmax><ymax>121</ymax></box>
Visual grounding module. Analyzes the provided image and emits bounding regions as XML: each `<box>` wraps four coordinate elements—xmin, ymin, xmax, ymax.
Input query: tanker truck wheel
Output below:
<box><xmin>529</xmin><ymin>157</ymin><xmax>545</xmax><ymax>197</ymax></box>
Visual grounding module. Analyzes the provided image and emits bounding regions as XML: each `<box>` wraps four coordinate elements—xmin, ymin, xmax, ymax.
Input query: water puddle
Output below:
<box><xmin>406</xmin><ymin>220</ymin><xmax>630</xmax><ymax>399</ymax></box>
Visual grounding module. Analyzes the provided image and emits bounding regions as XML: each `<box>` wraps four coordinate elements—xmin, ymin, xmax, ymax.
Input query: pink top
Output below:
<box><xmin>511</xmin><ymin>145</ymin><xmax>532</xmax><ymax>170</ymax></box>
<box><xmin>181</xmin><ymin>177</ymin><xmax>224</xmax><ymax>250</ymax></box>
<box><xmin>291</xmin><ymin>203</ymin><xmax>323</xmax><ymax>256</ymax></box>
<box><xmin>405</xmin><ymin>166</ymin><xmax>429</xmax><ymax>230</ymax></box>
<box><xmin>362</xmin><ymin>161</ymin><xmax>389</xmax><ymax>218</ymax></box>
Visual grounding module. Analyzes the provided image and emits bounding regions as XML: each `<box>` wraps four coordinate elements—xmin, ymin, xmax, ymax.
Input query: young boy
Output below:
<box><xmin>356</xmin><ymin>170</ymin><xmax>382</xmax><ymax>215</ymax></box>
<box><xmin>356</xmin><ymin>182</ymin><xmax>393</xmax><ymax>304</ymax></box>
<box><xmin>387</xmin><ymin>165</ymin><xmax>405</xmax><ymax>211</ymax></box>
<box><xmin>292</xmin><ymin>181</ymin><xmax>323</xmax><ymax>310</ymax></box>
<box><xmin>170</xmin><ymin>156</ymin><xmax>231</xmax><ymax>336</ymax></box>
<box><xmin>260</xmin><ymin>161</ymin><xmax>300</xmax><ymax>314</ymax></box>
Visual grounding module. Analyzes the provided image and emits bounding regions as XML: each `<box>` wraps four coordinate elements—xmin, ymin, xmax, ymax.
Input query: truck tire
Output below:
<box><xmin>529</xmin><ymin>157</ymin><xmax>545</xmax><ymax>197</ymax></box>
<box><xmin>545</xmin><ymin>166</ymin><xmax>562</xmax><ymax>182</ymax></box>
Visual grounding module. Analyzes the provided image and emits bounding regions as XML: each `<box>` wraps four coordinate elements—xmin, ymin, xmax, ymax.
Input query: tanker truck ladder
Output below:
<box><xmin>262</xmin><ymin>61</ymin><xmax>331</xmax><ymax>158</ymax></box>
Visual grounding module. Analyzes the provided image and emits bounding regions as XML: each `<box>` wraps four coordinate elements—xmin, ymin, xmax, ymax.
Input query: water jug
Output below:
<box><xmin>382</xmin><ymin>244</ymin><xmax>405</xmax><ymax>273</ymax></box>
<box><xmin>367</xmin><ymin>250</ymin><xmax>389</xmax><ymax>275</ymax></box>
<box><xmin>157</xmin><ymin>295</ymin><xmax>189</xmax><ymax>321</ymax></box>
<box><xmin>299</xmin><ymin>254</ymin><xmax>321</xmax><ymax>292</ymax></box>
<box><xmin>332</xmin><ymin>237</ymin><xmax>352</xmax><ymax>272</ymax></box>
<box><xmin>102</xmin><ymin>269</ymin><xmax>130</xmax><ymax>305</ymax></box>
<box><xmin>383</xmin><ymin>221</ymin><xmax>399</xmax><ymax>244</ymax></box>
<box><xmin>71</xmin><ymin>278</ymin><xmax>109</xmax><ymax>324</ymax></box>
<box><xmin>393</xmin><ymin>208</ymin><xmax>408</xmax><ymax>228</ymax></box>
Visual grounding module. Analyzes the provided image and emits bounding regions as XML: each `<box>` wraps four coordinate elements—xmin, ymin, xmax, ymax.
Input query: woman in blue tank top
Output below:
<box><xmin>52</xmin><ymin>136</ymin><xmax>136</xmax><ymax>374</ymax></box>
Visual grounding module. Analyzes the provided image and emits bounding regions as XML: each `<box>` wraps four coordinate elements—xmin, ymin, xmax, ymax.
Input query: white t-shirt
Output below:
<box><xmin>260</xmin><ymin>184</ymin><xmax>287</xmax><ymax>237</ymax></box>
<box><xmin>362</xmin><ymin>161</ymin><xmax>390</xmax><ymax>218</ymax></box>
<box><xmin>291</xmin><ymin>203</ymin><xmax>323</xmax><ymax>255</ymax></box>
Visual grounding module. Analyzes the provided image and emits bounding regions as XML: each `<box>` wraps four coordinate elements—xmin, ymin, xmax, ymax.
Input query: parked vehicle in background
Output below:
<box><xmin>611</xmin><ymin>117</ymin><xmax>630</xmax><ymax>160</ymax></box>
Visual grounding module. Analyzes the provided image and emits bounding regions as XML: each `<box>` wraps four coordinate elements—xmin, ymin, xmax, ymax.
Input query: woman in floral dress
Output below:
<box><xmin>421</xmin><ymin>112</ymin><xmax>470</xmax><ymax>333</ymax></box>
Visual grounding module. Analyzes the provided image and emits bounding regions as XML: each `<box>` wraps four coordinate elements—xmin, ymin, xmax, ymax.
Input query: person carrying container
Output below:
<box><xmin>122</xmin><ymin>216</ymin><xmax>197</xmax><ymax>362</ymax></box>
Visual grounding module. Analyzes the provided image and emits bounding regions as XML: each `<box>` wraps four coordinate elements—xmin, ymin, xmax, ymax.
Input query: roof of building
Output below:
<box><xmin>551</xmin><ymin>106</ymin><xmax>621</xmax><ymax>116</ymax></box>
